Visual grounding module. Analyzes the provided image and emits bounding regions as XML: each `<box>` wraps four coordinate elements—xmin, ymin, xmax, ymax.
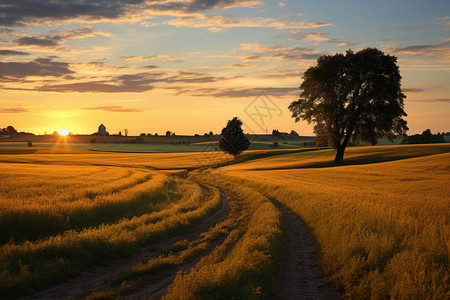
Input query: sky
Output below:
<box><xmin>0</xmin><ymin>0</ymin><xmax>449</xmax><ymax>136</ymax></box>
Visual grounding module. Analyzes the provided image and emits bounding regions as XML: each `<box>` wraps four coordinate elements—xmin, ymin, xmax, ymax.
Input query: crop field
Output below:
<box><xmin>0</xmin><ymin>144</ymin><xmax>448</xmax><ymax>299</ymax></box>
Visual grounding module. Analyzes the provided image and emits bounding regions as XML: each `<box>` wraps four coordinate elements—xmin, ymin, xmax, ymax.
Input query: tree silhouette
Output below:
<box><xmin>289</xmin><ymin>48</ymin><xmax>408</xmax><ymax>163</ymax></box>
<box><xmin>219</xmin><ymin>117</ymin><xmax>251</xmax><ymax>158</ymax></box>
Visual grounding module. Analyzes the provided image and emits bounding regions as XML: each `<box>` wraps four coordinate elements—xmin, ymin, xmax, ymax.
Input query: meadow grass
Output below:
<box><xmin>0</xmin><ymin>173</ymin><xmax>222</xmax><ymax>298</ymax></box>
<box><xmin>0</xmin><ymin>143</ymin><xmax>448</xmax><ymax>299</ymax></box>
<box><xmin>217</xmin><ymin>149</ymin><xmax>450</xmax><ymax>299</ymax></box>
<box><xmin>0</xmin><ymin>150</ymin><xmax>232</xmax><ymax>170</ymax></box>
<box><xmin>0</xmin><ymin>164</ymin><xmax>169</xmax><ymax>243</ymax></box>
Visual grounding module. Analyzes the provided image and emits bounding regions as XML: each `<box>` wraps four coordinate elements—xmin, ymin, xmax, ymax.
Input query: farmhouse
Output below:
<box><xmin>98</xmin><ymin>124</ymin><xmax>106</xmax><ymax>136</ymax></box>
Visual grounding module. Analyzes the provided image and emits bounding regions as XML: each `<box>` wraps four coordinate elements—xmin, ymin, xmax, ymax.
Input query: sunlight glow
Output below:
<box><xmin>57</xmin><ymin>129</ymin><xmax>69</xmax><ymax>136</ymax></box>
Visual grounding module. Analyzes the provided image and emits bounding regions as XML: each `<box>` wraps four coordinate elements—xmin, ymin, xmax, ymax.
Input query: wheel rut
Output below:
<box><xmin>25</xmin><ymin>189</ymin><xmax>228</xmax><ymax>300</ymax></box>
<box><xmin>271</xmin><ymin>199</ymin><xmax>340</xmax><ymax>300</ymax></box>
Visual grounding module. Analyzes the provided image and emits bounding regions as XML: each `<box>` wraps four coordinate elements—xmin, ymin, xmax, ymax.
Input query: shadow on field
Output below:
<box><xmin>191</xmin><ymin>148</ymin><xmax>320</xmax><ymax>171</ymax></box>
<box><xmin>226</xmin><ymin>144</ymin><xmax>450</xmax><ymax>171</ymax></box>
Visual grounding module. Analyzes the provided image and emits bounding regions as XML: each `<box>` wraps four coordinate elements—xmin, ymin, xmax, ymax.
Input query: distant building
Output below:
<box><xmin>98</xmin><ymin>124</ymin><xmax>106</xmax><ymax>136</ymax></box>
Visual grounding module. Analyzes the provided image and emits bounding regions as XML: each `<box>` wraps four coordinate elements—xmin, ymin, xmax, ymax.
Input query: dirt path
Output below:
<box><xmin>25</xmin><ymin>190</ymin><xmax>227</xmax><ymax>300</ymax></box>
<box><xmin>271</xmin><ymin>199</ymin><xmax>340</xmax><ymax>300</ymax></box>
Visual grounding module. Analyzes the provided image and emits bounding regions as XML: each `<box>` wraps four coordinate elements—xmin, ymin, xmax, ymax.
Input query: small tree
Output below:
<box><xmin>219</xmin><ymin>117</ymin><xmax>251</xmax><ymax>158</ymax></box>
<box><xmin>289</xmin><ymin>48</ymin><xmax>408</xmax><ymax>163</ymax></box>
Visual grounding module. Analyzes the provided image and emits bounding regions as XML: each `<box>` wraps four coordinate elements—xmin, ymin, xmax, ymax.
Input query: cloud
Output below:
<box><xmin>143</xmin><ymin>64</ymin><xmax>159</xmax><ymax>69</ymax></box>
<box><xmin>15</xmin><ymin>36</ymin><xmax>59</xmax><ymax>47</ymax></box>
<box><xmin>409</xmin><ymin>98</ymin><xmax>450</xmax><ymax>103</ymax></box>
<box><xmin>8</xmin><ymin>70</ymin><xmax>231</xmax><ymax>93</ymax></box>
<box><xmin>393</xmin><ymin>39</ymin><xmax>450</xmax><ymax>57</ymax></box>
<box><xmin>241</xmin><ymin>43</ymin><xmax>322</xmax><ymax>61</ymax></box>
<box><xmin>287</xmin><ymin>30</ymin><xmax>358</xmax><ymax>47</ymax></box>
<box><xmin>402</xmin><ymin>88</ymin><xmax>424</xmax><ymax>93</ymax></box>
<box><xmin>198</xmin><ymin>63</ymin><xmax>256</xmax><ymax>70</ymax></box>
<box><xmin>162</xmin><ymin>14</ymin><xmax>333</xmax><ymax>32</ymax></box>
<box><xmin>0</xmin><ymin>27</ymin><xmax>14</xmax><ymax>35</ymax></box>
<box><xmin>436</xmin><ymin>16</ymin><xmax>450</xmax><ymax>31</ymax></box>
<box><xmin>119</xmin><ymin>55</ymin><xmax>178</xmax><ymax>62</ymax></box>
<box><xmin>0</xmin><ymin>49</ymin><xmax>30</xmax><ymax>56</ymax></box>
<box><xmin>82</xmin><ymin>106</ymin><xmax>142</xmax><ymax>112</ymax></box>
<box><xmin>176</xmin><ymin>87</ymin><xmax>298</xmax><ymax>98</ymax></box>
<box><xmin>12</xmin><ymin>26</ymin><xmax>112</xmax><ymax>49</ymax></box>
<box><xmin>287</xmin><ymin>31</ymin><xmax>335</xmax><ymax>42</ymax></box>
<box><xmin>336</xmin><ymin>42</ymin><xmax>359</xmax><ymax>48</ymax></box>
<box><xmin>0</xmin><ymin>57</ymin><xmax>74</xmax><ymax>81</ymax></box>
<box><xmin>0</xmin><ymin>107</ymin><xmax>30</xmax><ymax>113</ymax></box>
<box><xmin>0</xmin><ymin>0</ymin><xmax>262</xmax><ymax>27</ymax></box>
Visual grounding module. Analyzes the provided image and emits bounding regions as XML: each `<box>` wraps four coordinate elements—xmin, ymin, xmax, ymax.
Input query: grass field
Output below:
<box><xmin>0</xmin><ymin>143</ymin><xmax>448</xmax><ymax>299</ymax></box>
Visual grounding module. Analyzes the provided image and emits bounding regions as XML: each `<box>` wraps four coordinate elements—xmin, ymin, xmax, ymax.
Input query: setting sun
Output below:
<box><xmin>57</xmin><ymin>129</ymin><xmax>69</xmax><ymax>136</ymax></box>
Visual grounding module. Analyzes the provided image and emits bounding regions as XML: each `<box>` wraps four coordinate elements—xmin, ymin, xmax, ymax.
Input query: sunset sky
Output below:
<box><xmin>1</xmin><ymin>0</ymin><xmax>449</xmax><ymax>136</ymax></box>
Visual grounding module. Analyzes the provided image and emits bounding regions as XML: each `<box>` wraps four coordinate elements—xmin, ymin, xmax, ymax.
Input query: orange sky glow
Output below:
<box><xmin>1</xmin><ymin>1</ymin><xmax>449</xmax><ymax>136</ymax></box>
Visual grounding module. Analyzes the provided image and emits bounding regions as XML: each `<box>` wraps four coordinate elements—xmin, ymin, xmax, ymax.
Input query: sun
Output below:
<box><xmin>57</xmin><ymin>129</ymin><xmax>69</xmax><ymax>136</ymax></box>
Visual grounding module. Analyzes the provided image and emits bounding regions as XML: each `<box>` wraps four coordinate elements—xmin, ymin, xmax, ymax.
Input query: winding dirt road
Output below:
<box><xmin>26</xmin><ymin>184</ymin><xmax>340</xmax><ymax>300</ymax></box>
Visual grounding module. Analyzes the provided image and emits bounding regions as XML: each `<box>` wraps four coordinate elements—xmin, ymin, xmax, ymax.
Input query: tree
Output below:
<box><xmin>289</xmin><ymin>48</ymin><xmax>408</xmax><ymax>163</ymax></box>
<box><xmin>219</xmin><ymin>117</ymin><xmax>251</xmax><ymax>158</ymax></box>
<box><xmin>6</xmin><ymin>126</ymin><xmax>17</xmax><ymax>135</ymax></box>
<box><xmin>166</xmin><ymin>131</ymin><xmax>172</xmax><ymax>136</ymax></box>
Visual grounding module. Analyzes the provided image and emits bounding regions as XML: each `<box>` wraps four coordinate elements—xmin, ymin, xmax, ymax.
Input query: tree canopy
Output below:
<box><xmin>289</xmin><ymin>48</ymin><xmax>408</xmax><ymax>163</ymax></box>
<box><xmin>219</xmin><ymin>117</ymin><xmax>251</xmax><ymax>158</ymax></box>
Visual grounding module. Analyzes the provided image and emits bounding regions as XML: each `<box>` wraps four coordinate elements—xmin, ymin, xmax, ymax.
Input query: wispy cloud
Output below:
<box><xmin>5</xmin><ymin>70</ymin><xmax>234</xmax><ymax>93</ymax></box>
<box><xmin>408</xmin><ymin>98</ymin><xmax>450</xmax><ymax>103</ymax></box>
<box><xmin>162</xmin><ymin>14</ymin><xmax>333</xmax><ymax>32</ymax></box>
<box><xmin>393</xmin><ymin>39</ymin><xmax>450</xmax><ymax>57</ymax></box>
<box><xmin>402</xmin><ymin>88</ymin><xmax>425</xmax><ymax>93</ymax></box>
<box><xmin>119</xmin><ymin>55</ymin><xmax>179</xmax><ymax>62</ymax></box>
<box><xmin>11</xmin><ymin>26</ymin><xmax>112</xmax><ymax>49</ymax></box>
<box><xmin>175</xmin><ymin>87</ymin><xmax>298</xmax><ymax>98</ymax></box>
<box><xmin>0</xmin><ymin>107</ymin><xmax>30</xmax><ymax>113</ymax></box>
<box><xmin>241</xmin><ymin>43</ymin><xmax>322</xmax><ymax>61</ymax></box>
<box><xmin>82</xmin><ymin>106</ymin><xmax>142</xmax><ymax>112</ymax></box>
<box><xmin>436</xmin><ymin>16</ymin><xmax>450</xmax><ymax>31</ymax></box>
<box><xmin>287</xmin><ymin>30</ymin><xmax>358</xmax><ymax>47</ymax></box>
<box><xmin>0</xmin><ymin>49</ymin><xmax>30</xmax><ymax>56</ymax></box>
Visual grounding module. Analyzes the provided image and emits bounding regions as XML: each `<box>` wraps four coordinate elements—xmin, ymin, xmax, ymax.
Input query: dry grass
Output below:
<box><xmin>0</xmin><ymin>143</ymin><xmax>448</xmax><ymax>299</ymax></box>
<box><xmin>0</xmin><ymin>164</ymin><xmax>220</xmax><ymax>297</ymax></box>
<box><xmin>217</xmin><ymin>149</ymin><xmax>450</xmax><ymax>299</ymax></box>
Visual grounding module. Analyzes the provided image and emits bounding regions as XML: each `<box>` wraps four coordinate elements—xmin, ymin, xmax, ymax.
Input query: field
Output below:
<box><xmin>0</xmin><ymin>143</ymin><xmax>448</xmax><ymax>299</ymax></box>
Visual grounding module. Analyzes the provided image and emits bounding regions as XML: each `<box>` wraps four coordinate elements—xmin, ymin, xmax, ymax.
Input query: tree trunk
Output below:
<box><xmin>334</xmin><ymin>147</ymin><xmax>345</xmax><ymax>163</ymax></box>
<box><xmin>335</xmin><ymin>122</ymin><xmax>355</xmax><ymax>164</ymax></box>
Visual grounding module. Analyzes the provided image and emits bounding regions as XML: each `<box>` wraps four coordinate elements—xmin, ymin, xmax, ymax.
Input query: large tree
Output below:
<box><xmin>289</xmin><ymin>48</ymin><xmax>408</xmax><ymax>163</ymax></box>
<box><xmin>219</xmin><ymin>117</ymin><xmax>251</xmax><ymax>158</ymax></box>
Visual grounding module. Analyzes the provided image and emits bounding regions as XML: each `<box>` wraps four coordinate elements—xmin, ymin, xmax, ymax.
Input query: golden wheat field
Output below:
<box><xmin>0</xmin><ymin>144</ymin><xmax>448</xmax><ymax>299</ymax></box>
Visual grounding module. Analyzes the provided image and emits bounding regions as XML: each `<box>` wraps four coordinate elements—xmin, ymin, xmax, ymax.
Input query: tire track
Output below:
<box><xmin>25</xmin><ymin>189</ymin><xmax>227</xmax><ymax>300</ymax></box>
<box><xmin>271</xmin><ymin>199</ymin><xmax>340</xmax><ymax>300</ymax></box>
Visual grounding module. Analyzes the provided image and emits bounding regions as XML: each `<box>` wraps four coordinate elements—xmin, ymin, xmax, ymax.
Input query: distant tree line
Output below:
<box><xmin>402</xmin><ymin>129</ymin><xmax>446</xmax><ymax>144</ymax></box>
<box><xmin>0</xmin><ymin>126</ymin><xmax>34</xmax><ymax>136</ymax></box>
